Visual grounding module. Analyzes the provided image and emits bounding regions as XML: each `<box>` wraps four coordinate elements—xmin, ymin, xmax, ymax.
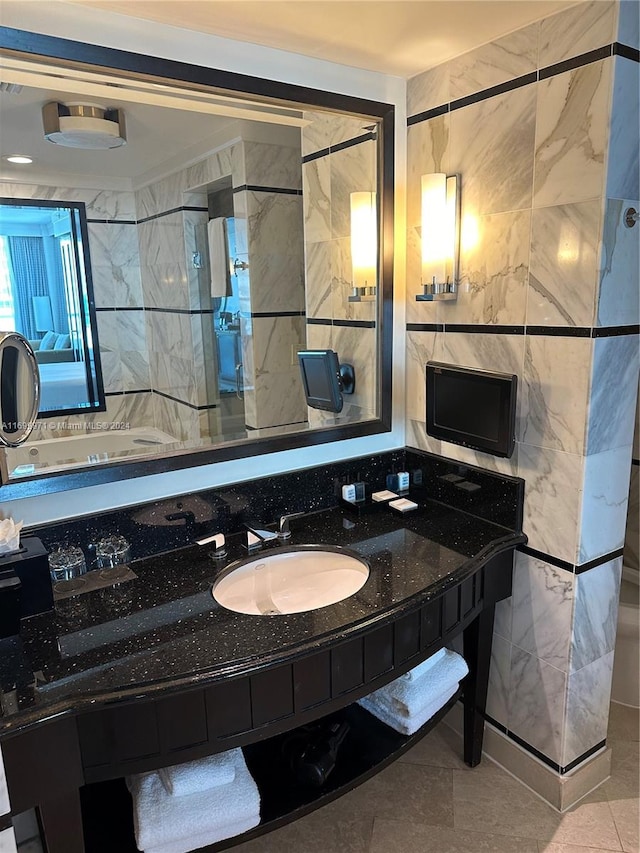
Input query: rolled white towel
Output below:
<box><xmin>358</xmin><ymin>682</ymin><xmax>458</xmax><ymax>736</ymax></box>
<box><xmin>128</xmin><ymin>748</ymin><xmax>260</xmax><ymax>851</ymax></box>
<box><xmin>142</xmin><ymin>814</ymin><xmax>259</xmax><ymax>853</ymax></box>
<box><xmin>401</xmin><ymin>648</ymin><xmax>446</xmax><ymax>681</ymax></box>
<box><xmin>159</xmin><ymin>750</ymin><xmax>236</xmax><ymax>797</ymax></box>
<box><xmin>368</xmin><ymin>650</ymin><xmax>468</xmax><ymax>717</ymax></box>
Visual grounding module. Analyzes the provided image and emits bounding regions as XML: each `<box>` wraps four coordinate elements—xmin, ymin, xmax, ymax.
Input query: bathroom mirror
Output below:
<box><xmin>0</xmin><ymin>27</ymin><xmax>393</xmax><ymax>497</ymax></box>
<box><xmin>0</xmin><ymin>331</ymin><xmax>40</xmax><ymax>447</ymax></box>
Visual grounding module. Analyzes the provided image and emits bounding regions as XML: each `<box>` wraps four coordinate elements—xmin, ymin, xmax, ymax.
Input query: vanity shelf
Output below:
<box><xmin>80</xmin><ymin>692</ymin><xmax>461</xmax><ymax>853</ymax></box>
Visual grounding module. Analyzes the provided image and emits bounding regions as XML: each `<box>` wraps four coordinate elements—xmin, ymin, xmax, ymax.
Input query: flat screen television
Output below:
<box><xmin>298</xmin><ymin>350</ymin><xmax>344</xmax><ymax>413</ymax></box>
<box><xmin>426</xmin><ymin>361</ymin><xmax>517</xmax><ymax>458</ymax></box>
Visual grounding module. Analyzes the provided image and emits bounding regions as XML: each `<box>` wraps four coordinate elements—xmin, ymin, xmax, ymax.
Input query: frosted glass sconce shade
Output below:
<box><xmin>32</xmin><ymin>295</ymin><xmax>53</xmax><ymax>332</ymax></box>
<box><xmin>349</xmin><ymin>191</ymin><xmax>377</xmax><ymax>302</ymax></box>
<box><xmin>417</xmin><ymin>173</ymin><xmax>460</xmax><ymax>302</ymax></box>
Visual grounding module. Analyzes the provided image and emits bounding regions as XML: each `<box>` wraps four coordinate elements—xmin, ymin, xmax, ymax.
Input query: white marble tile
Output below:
<box><xmin>539</xmin><ymin>1</ymin><xmax>616</xmax><ymax>67</ymax></box>
<box><xmin>407</xmin><ymin>63</ymin><xmax>450</xmax><ymax>118</ymax></box>
<box><xmin>534</xmin><ymin>61</ymin><xmax>611</xmax><ymax>208</ymax></box>
<box><xmin>99</xmin><ymin>351</ymin><xmax>121</xmax><ymax>393</ymax></box>
<box><xmin>446</xmin><ymin>208</ymin><xmax>530</xmax><ymax>326</ymax></box>
<box><xmin>511</xmin><ymin>551</ymin><xmax>574</xmax><ymax>671</ymax></box>
<box><xmin>450</xmin><ymin>23</ymin><xmax>538</xmax><ymax>102</ymax></box>
<box><xmin>246</xmin><ymin>191</ymin><xmax>305</xmax><ymax>260</ymax></box>
<box><xmin>508</xmin><ymin>645</ymin><xmax>567</xmax><ymax>764</ymax></box>
<box><xmin>407</xmin><ymin>114</ymin><xmax>450</xmax><ymax>229</ymax></box>
<box><xmin>563</xmin><ymin>651</ymin><xmax>615</xmax><ymax>767</ymax></box>
<box><xmin>147</xmin><ymin>310</ymin><xmax>193</xmax><ymax>359</ymax></box>
<box><xmin>87</xmin><ymin>222</ymin><xmax>140</xmax><ymax>269</ymax></box>
<box><xmin>138</xmin><ymin>213</ymin><xmax>186</xmax><ymax>269</ymax></box>
<box><xmin>607</xmin><ymin>57</ymin><xmax>640</xmax><ymax>200</ymax></box>
<box><xmin>587</xmin><ymin>335</ymin><xmax>639</xmax><ymax>453</ymax></box>
<box><xmin>305</xmin><ymin>241</ymin><xmax>332</xmax><ymax>319</ymax></box>
<box><xmin>243</xmin><ymin>139</ymin><xmax>302</xmax><ymax>191</ymax></box>
<box><xmin>251</xmin><ymin>368</ymin><xmax>308</xmax><ymax>429</ymax></box>
<box><xmin>248</xmin><ymin>253</ymin><xmax>305</xmax><ymax>314</ymax></box>
<box><xmin>301</xmin><ymin>111</ymin><xmax>372</xmax><ymax>157</ymax></box>
<box><xmin>579</xmin><ymin>444</ymin><xmax>634</xmax><ymax>563</ymax></box>
<box><xmin>527</xmin><ymin>201</ymin><xmax>600</xmax><ymax>328</ymax></box>
<box><xmin>406</xmin><ymin>224</ymin><xmax>443</xmax><ymax>327</ymax></box>
<box><xmin>570</xmin><ymin>556</ymin><xmax>622</xmax><ymax>672</ymax></box>
<box><xmin>597</xmin><ymin>198</ymin><xmax>640</xmax><ymax>327</ymax></box>
<box><xmin>303</xmin><ymin>158</ymin><xmax>331</xmax><ymax>244</ymax></box>
<box><xmin>150</xmin><ymin>352</ymin><xmax>196</xmax><ymax>405</ymax></box>
<box><xmin>494</xmin><ymin>596</ymin><xmax>512</xmax><ymax>641</ymax></box>
<box><xmin>0</xmin><ymin>745</ymin><xmax>9</xmax><ymax>816</ymax></box>
<box><xmin>405</xmin><ymin>417</ymin><xmax>441</xmax><ymax>457</ymax></box>
<box><xmin>521</xmin><ymin>335</ymin><xmax>592</xmax><ymax>455</ymax></box>
<box><xmin>139</xmin><ymin>262</ymin><xmax>189</xmax><ymax>310</ymax></box>
<box><xmin>406</xmin><ymin>330</ymin><xmax>442</xmax><ymax>422</ymax></box>
<box><xmin>116</xmin><ymin>310</ymin><xmax>147</xmax><ymax>353</ymax></box>
<box><xmin>330</xmin><ymin>140</ymin><xmax>377</xmax><ymax>240</ymax></box>
<box><xmin>96</xmin><ymin>312</ymin><xmax>118</xmax><ymax>353</ymax></box>
<box><xmin>91</xmin><ymin>267</ymin><xmax>116</xmax><ymax>308</ymax></box>
<box><xmin>250</xmin><ymin>316</ymin><xmax>305</xmax><ymax>375</ymax></box>
<box><xmin>0</xmin><ymin>828</ymin><xmax>17</xmax><ymax>853</ymax></box>
<box><xmin>618</xmin><ymin>0</ymin><xmax>640</xmax><ymax>48</ymax></box>
<box><xmin>332</xmin><ymin>325</ymin><xmax>377</xmax><ymax>418</ymax></box>
<box><xmin>0</xmin><ymin>184</ymin><xmax>136</xmax><ymax>221</ymax></box>
<box><xmin>518</xmin><ymin>444</ymin><xmax>583</xmax><ymax>564</ymax></box>
<box><xmin>120</xmin><ymin>350</ymin><xmax>151</xmax><ymax>393</ymax></box>
<box><xmin>487</xmin><ymin>633</ymin><xmax>511</xmax><ymax>727</ymax></box>
<box><xmin>450</xmin><ymin>84</ymin><xmax>536</xmax><ymax>216</ymax></box>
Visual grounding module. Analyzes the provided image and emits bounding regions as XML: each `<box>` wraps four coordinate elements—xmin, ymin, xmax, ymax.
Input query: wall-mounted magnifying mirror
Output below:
<box><xmin>0</xmin><ymin>29</ymin><xmax>393</xmax><ymax>496</ymax></box>
<box><xmin>0</xmin><ymin>331</ymin><xmax>40</xmax><ymax>448</ymax></box>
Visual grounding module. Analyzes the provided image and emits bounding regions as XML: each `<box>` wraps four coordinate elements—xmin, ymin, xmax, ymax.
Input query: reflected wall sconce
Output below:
<box><xmin>624</xmin><ymin>206</ymin><xmax>638</xmax><ymax>228</ymax></box>
<box><xmin>416</xmin><ymin>173</ymin><xmax>460</xmax><ymax>302</ymax></box>
<box><xmin>348</xmin><ymin>191</ymin><xmax>377</xmax><ymax>302</ymax></box>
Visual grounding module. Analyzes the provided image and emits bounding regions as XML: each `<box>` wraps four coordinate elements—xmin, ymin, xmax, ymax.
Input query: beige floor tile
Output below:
<box><xmin>607</xmin><ymin>704</ymin><xmax>640</xmax><ymax>743</ymax></box>
<box><xmin>607</xmin><ymin>797</ymin><xmax>639</xmax><ymax>853</ymax></box>
<box><xmin>453</xmin><ymin>761</ymin><xmax>622</xmax><ymax>850</ymax></box>
<box><xmin>604</xmin><ymin>740</ymin><xmax>640</xmax><ymax>852</ymax></box>
<box><xmin>398</xmin><ymin>722</ymin><xmax>470</xmax><ymax>771</ymax></box>
<box><xmin>370</xmin><ymin>818</ymin><xmax>538</xmax><ymax>852</ymax></box>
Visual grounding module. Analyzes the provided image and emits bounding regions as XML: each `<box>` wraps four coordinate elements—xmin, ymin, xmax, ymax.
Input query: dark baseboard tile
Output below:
<box><xmin>517</xmin><ymin>544</ymin><xmax>625</xmax><ymax>575</ymax></box>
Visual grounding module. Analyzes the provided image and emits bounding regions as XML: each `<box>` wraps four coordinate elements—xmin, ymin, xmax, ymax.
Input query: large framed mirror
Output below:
<box><xmin>0</xmin><ymin>26</ymin><xmax>394</xmax><ymax>498</ymax></box>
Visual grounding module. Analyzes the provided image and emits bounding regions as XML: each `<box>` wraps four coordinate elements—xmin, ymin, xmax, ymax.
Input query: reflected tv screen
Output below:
<box><xmin>298</xmin><ymin>350</ymin><xmax>343</xmax><ymax>413</ymax></box>
<box><xmin>426</xmin><ymin>362</ymin><xmax>517</xmax><ymax>458</ymax></box>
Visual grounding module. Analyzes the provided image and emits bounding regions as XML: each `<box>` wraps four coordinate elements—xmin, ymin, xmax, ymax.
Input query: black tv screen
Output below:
<box><xmin>426</xmin><ymin>362</ymin><xmax>517</xmax><ymax>458</ymax></box>
<box><xmin>298</xmin><ymin>350</ymin><xmax>343</xmax><ymax>413</ymax></box>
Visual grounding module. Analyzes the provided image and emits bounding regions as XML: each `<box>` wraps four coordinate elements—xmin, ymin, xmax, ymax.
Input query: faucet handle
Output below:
<box><xmin>195</xmin><ymin>532</ymin><xmax>227</xmax><ymax>560</ymax></box>
<box><xmin>277</xmin><ymin>512</ymin><xmax>305</xmax><ymax>540</ymax></box>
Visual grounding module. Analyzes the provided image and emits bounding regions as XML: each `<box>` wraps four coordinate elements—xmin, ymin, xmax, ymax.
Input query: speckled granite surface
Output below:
<box><xmin>0</xmin><ymin>485</ymin><xmax>525</xmax><ymax>735</ymax></box>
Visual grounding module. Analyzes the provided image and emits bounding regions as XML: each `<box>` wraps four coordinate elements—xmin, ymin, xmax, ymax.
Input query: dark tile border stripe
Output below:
<box><xmin>302</xmin><ymin>131</ymin><xmax>377</xmax><ymax>163</ymax></box>
<box><xmin>485</xmin><ymin>713</ymin><xmax>607</xmax><ymax>774</ymax></box>
<box><xmin>405</xmin><ymin>323</ymin><xmax>639</xmax><ymax>338</ymax></box>
<box><xmin>251</xmin><ymin>310</ymin><xmax>306</xmax><ymax>318</ymax></box>
<box><xmin>0</xmin><ymin>814</ymin><xmax>12</xmax><ymax>832</ymax></box>
<box><xmin>306</xmin><ymin>317</ymin><xmax>376</xmax><ymax>328</ymax></box>
<box><xmin>86</xmin><ymin>218</ymin><xmax>137</xmax><ymax>225</ymax></box>
<box><xmin>632</xmin><ymin>457</ymin><xmax>640</xmax><ymax>467</ymax></box>
<box><xmin>95</xmin><ymin>306</ymin><xmax>144</xmax><ymax>312</ymax></box>
<box><xmin>104</xmin><ymin>389</ymin><xmax>151</xmax><ymax>397</ymax></box>
<box><xmin>232</xmin><ymin>184</ymin><xmax>302</xmax><ymax>196</ymax></box>
<box><xmin>539</xmin><ymin>45</ymin><xmax>612</xmax><ymax>79</ymax></box>
<box><xmin>450</xmin><ymin>71</ymin><xmax>537</xmax><ymax>112</ymax></box>
<box><xmin>613</xmin><ymin>42</ymin><xmax>640</xmax><ymax>62</ymax></box>
<box><xmin>593</xmin><ymin>324</ymin><xmax>640</xmax><ymax>337</ymax></box>
<box><xmin>408</xmin><ymin>44</ymin><xmax>617</xmax><ymax>127</ymax></box>
<box><xmin>145</xmin><ymin>307</ymin><xmax>215</xmax><ymax>316</ymax></box>
<box><xmin>137</xmin><ymin>205</ymin><xmax>208</xmax><ymax>224</ymax></box>
<box><xmin>152</xmin><ymin>389</ymin><xmax>218</xmax><ymax>411</ymax></box>
<box><xmin>517</xmin><ymin>544</ymin><xmax>624</xmax><ymax>575</ymax></box>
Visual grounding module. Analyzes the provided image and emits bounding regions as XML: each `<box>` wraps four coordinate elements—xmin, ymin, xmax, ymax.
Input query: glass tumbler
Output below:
<box><xmin>48</xmin><ymin>545</ymin><xmax>87</xmax><ymax>582</ymax></box>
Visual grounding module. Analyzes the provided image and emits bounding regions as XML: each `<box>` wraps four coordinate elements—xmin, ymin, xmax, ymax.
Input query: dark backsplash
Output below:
<box><xmin>29</xmin><ymin>448</ymin><xmax>523</xmax><ymax>563</ymax></box>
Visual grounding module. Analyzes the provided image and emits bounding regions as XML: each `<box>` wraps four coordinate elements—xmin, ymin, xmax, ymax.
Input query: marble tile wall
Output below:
<box><xmin>407</xmin><ymin>0</ymin><xmax>639</xmax><ymax>773</ymax></box>
<box><xmin>624</xmin><ymin>395</ymin><xmax>640</xmax><ymax>571</ymax></box>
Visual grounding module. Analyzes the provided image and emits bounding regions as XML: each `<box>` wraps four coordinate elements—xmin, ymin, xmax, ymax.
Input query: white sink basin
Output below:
<box><xmin>212</xmin><ymin>546</ymin><xmax>369</xmax><ymax>615</ymax></box>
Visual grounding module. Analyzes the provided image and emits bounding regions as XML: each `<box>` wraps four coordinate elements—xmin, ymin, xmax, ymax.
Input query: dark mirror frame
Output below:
<box><xmin>0</xmin><ymin>26</ymin><xmax>394</xmax><ymax>500</ymax></box>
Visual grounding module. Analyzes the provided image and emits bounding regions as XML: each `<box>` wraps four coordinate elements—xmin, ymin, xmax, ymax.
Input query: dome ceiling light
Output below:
<box><xmin>42</xmin><ymin>102</ymin><xmax>126</xmax><ymax>149</ymax></box>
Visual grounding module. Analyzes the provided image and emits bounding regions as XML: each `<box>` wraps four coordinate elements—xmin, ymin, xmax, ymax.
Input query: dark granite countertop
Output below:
<box><xmin>0</xmin><ymin>498</ymin><xmax>525</xmax><ymax>737</ymax></box>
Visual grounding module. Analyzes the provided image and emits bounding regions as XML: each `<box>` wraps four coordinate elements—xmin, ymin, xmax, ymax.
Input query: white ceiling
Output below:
<box><xmin>65</xmin><ymin>0</ymin><xmax>577</xmax><ymax>77</ymax></box>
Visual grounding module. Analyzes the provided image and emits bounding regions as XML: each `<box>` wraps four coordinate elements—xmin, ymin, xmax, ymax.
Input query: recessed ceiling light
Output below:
<box><xmin>3</xmin><ymin>154</ymin><xmax>33</xmax><ymax>164</ymax></box>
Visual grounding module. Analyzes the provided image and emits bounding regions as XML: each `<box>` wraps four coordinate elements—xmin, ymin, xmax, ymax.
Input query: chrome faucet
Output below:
<box><xmin>195</xmin><ymin>532</ymin><xmax>227</xmax><ymax>560</ymax></box>
<box><xmin>244</xmin><ymin>524</ymin><xmax>278</xmax><ymax>552</ymax></box>
<box><xmin>277</xmin><ymin>512</ymin><xmax>304</xmax><ymax>540</ymax></box>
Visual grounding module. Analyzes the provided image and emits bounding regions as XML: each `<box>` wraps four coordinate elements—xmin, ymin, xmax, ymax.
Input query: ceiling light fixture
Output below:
<box><xmin>42</xmin><ymin>102</ymin><xmax>126</xmax><ymax>149</ymax></box>
<box><xmin>3</xmin><ymin>154</ymin><xmax>33</xmax><ymax>164</ymax></box>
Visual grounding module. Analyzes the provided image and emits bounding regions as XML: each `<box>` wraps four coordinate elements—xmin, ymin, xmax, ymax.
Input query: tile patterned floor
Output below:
<box><xmin>233</xmin><ymin>703</ymin><xmax>639</xmax><ymax>853</ymax></box>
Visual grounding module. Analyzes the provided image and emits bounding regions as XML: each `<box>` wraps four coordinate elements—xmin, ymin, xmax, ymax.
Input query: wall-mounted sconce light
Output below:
<box><xmin>416</xmin><ymin>173</ymin><xmax>460</xmax><ymax>302</ymax></box>
<box><xmin>624</xmin><ymin>206</ymin><xmax>638</xmax><ymax>228</ymax></box>
<box><xmin>348</xmin><ymin>191</ymin><xmax>377</xmax><ymax>302</ymax></box>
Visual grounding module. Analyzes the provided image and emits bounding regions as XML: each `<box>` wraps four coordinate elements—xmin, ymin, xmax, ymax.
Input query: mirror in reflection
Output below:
<box><xmin>0</xmin><ymin>52</ymin><xmax>382</xmax><ymax>481</ymax></box>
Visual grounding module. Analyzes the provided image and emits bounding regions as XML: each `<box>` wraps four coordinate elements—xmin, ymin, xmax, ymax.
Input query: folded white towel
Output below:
<box><xmin>208</xmin><ymin>217</ymin><xmax>231</xmax><ymax>298</ymax></box>
<box><xmin>369</xmin><ymin>650</ymin><xmax>468</xmax><ymax>717</ymax></box>
<box><xmin>358</xmin><ymin>682</ymin><xmax>458</xmax><ymax>736</ymax></box>
<box><xmin>143</xmin><ymin>814</ymin><xmax>259</xmax><ymax>853</ymax></box>
<box><xmin>128</xmin><ymin>748</ymin><xmax>260</xmax><ymax>851</ymax></box>
<box><xmin>401</xmin><ymin>648</ymin><xmax>446</xmax><ymax>681</ymax></box>
<box><xmin>158</xmin><ymin>750</ymin><xmax>236</xmax><ymax>797</ymax></box>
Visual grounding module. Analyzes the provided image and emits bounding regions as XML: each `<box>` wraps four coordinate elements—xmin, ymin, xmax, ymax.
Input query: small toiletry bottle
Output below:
<box><xmin>397</xmin><ymin>471</ymin><xmax>410</xmax><ymax>492</ymax></box>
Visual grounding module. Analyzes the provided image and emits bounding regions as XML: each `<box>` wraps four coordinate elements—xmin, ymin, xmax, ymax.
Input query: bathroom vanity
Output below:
<box><xmin>0</xmin><ymin>455</ymin><xmax>525</xmax><ymax>853</ymax></box>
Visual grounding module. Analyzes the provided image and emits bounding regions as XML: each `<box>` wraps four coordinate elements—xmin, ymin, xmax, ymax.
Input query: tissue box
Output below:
<box><xmin>0</xmin><ymin>537</ymin><xmax>53</xmax><ymax>619</ymax></box>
